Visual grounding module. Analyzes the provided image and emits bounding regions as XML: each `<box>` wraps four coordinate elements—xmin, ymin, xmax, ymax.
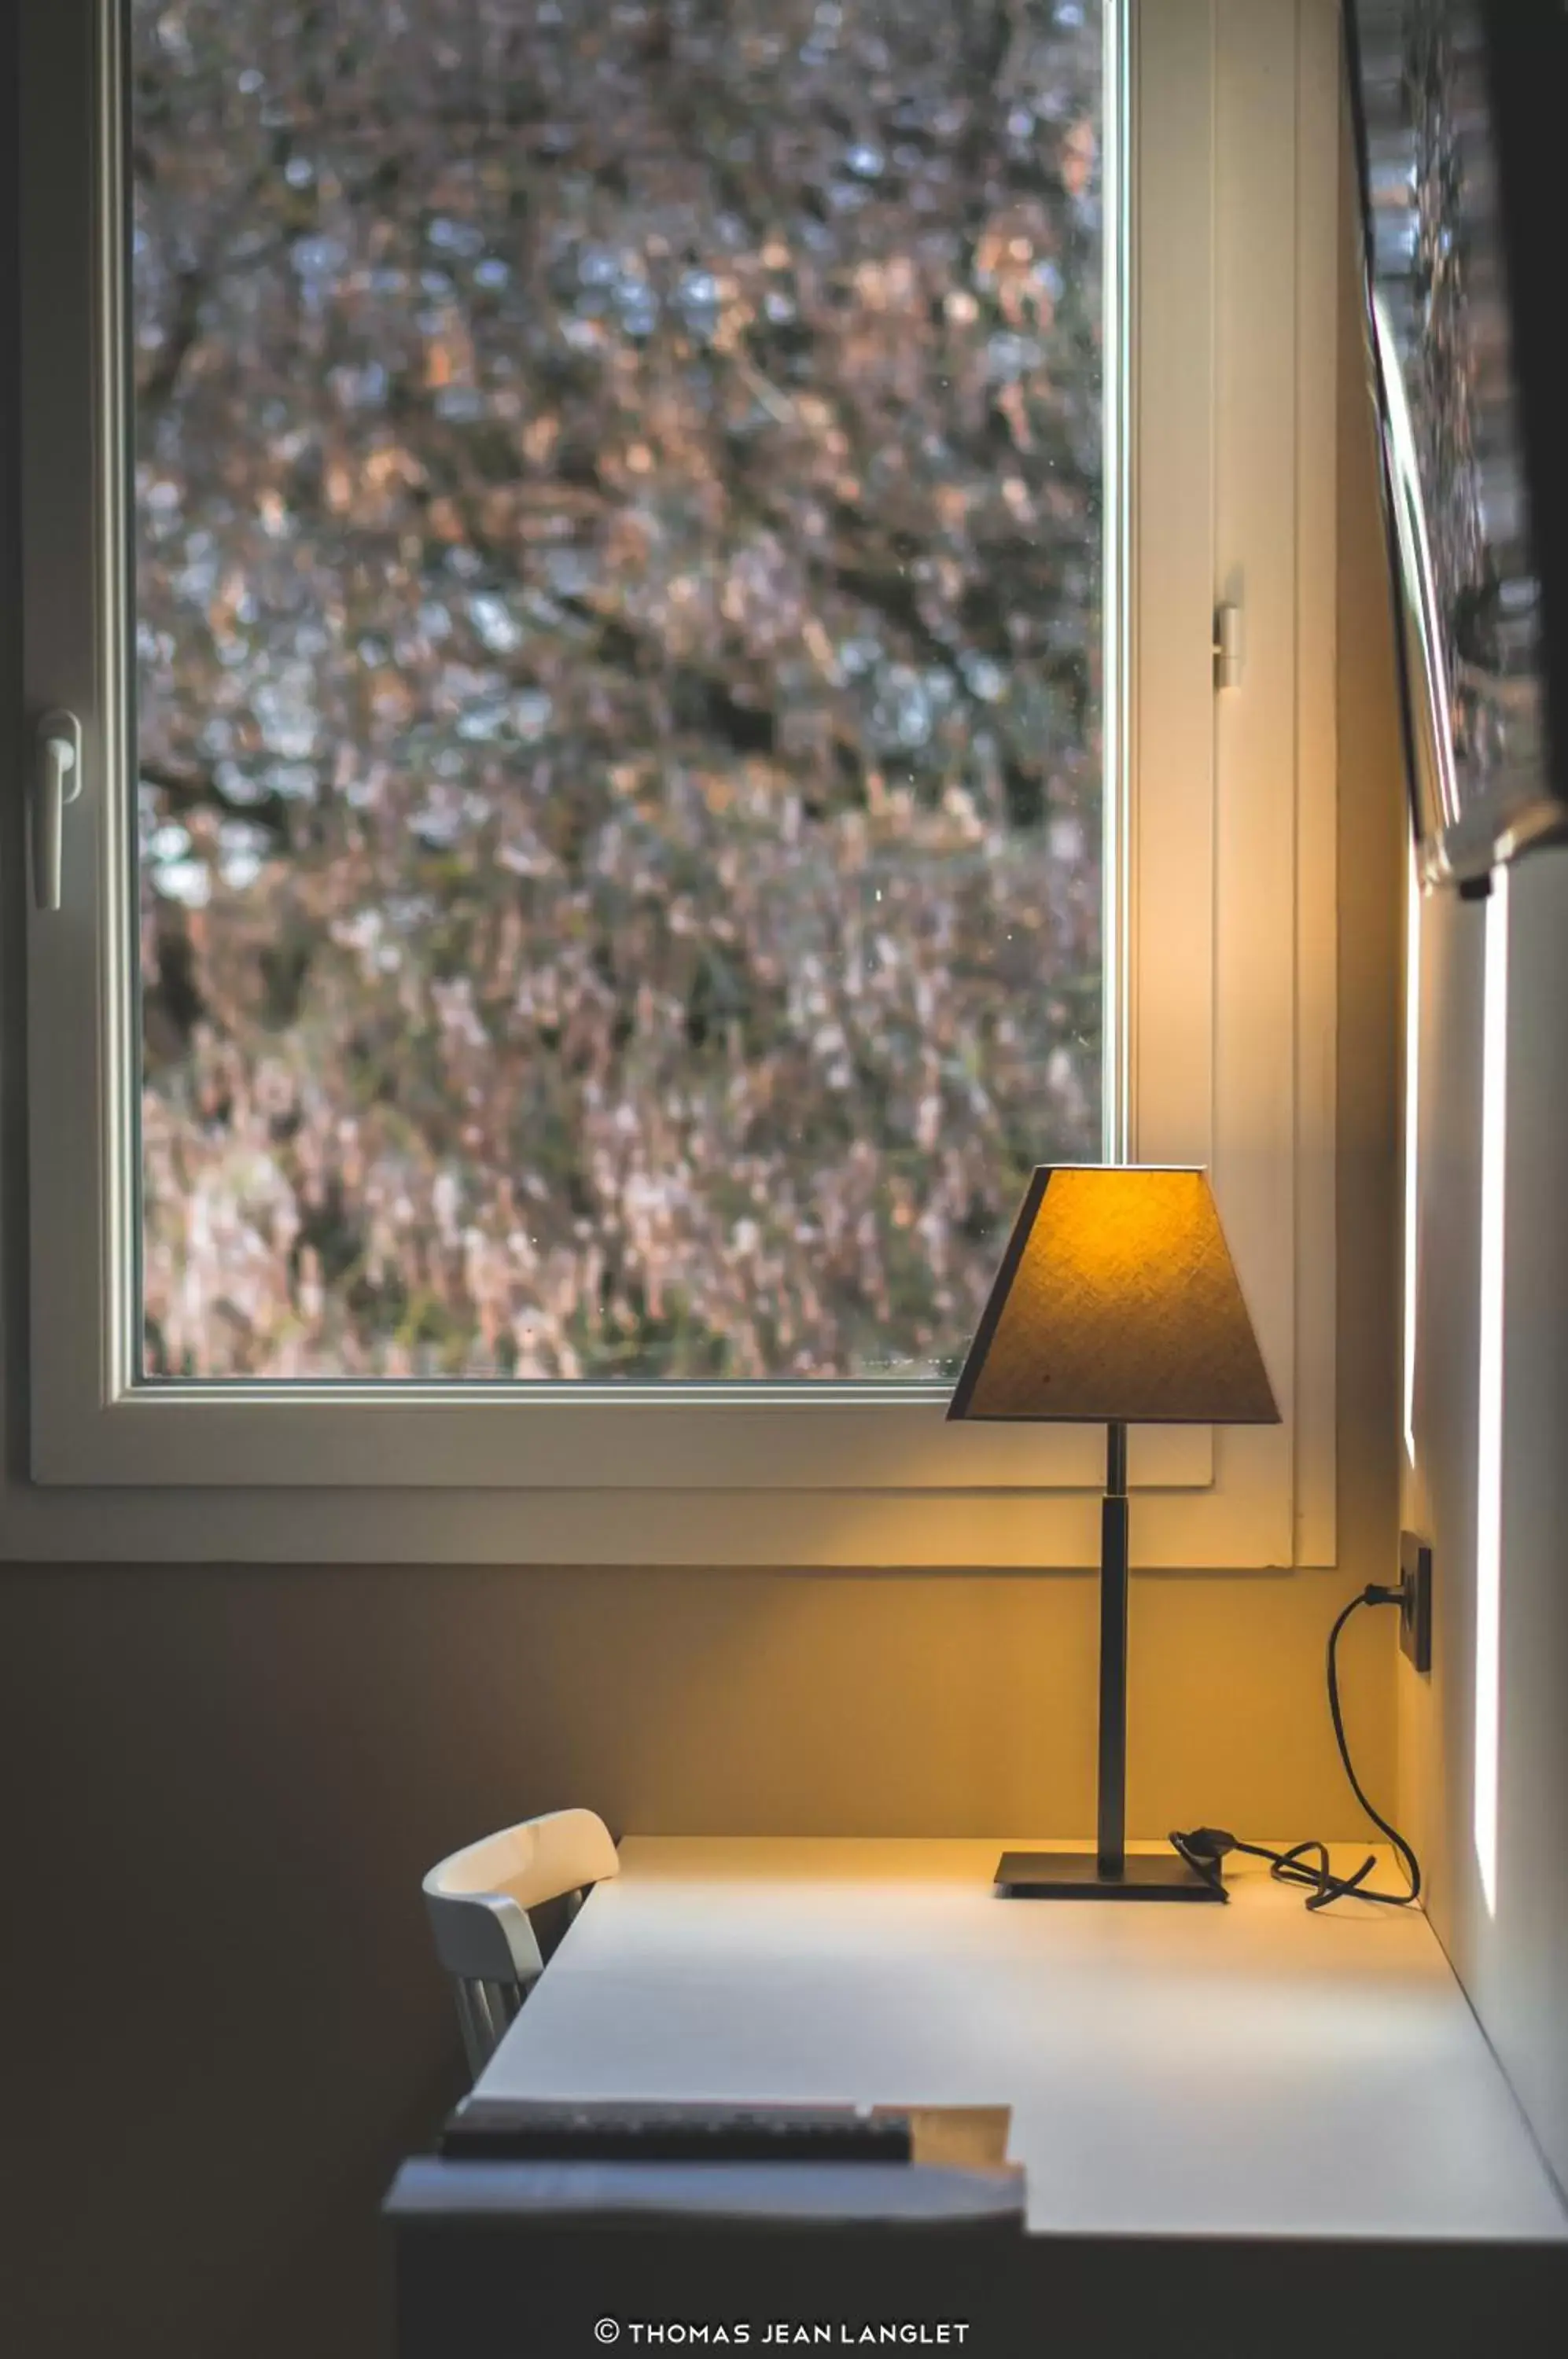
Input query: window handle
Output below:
<box><xmin>32</xmin><ymin>710</ymin><xmax>83</xmax><ymax>911</ymax></box>
<box><xmin>1213</xmin><ymin>602</ymin><xmax>1243</xmax><ymax>692</ymax></box>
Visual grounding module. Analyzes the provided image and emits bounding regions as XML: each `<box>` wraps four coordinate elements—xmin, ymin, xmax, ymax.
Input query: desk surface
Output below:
<box><xmin>476</xmin><ymin>1836</ymin><xmax>1568</xmax><ymax>2243</ymax></box>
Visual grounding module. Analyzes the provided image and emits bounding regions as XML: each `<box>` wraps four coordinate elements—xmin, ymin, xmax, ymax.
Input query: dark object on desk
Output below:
<box><xmin>442</xmin><ymin>2099</ymin><xmax>912</xmax><ymax>2164</ymax></box>
<box><xmin>948</xmin><ymin>1167</ymin><xmax>1278</xmax><ymax>1904</ymax></box>
<box><xmin>388</xmin><ymin>2155</ymin><xmax>1025</xmax><ymax>2233</ymax></box>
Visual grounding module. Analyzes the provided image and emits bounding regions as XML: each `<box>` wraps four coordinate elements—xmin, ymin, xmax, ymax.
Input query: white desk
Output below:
<box><xmin>477</xmin><ymin>1836</ymin><xmax>1568</xmax><ymax>2243</ymax></box>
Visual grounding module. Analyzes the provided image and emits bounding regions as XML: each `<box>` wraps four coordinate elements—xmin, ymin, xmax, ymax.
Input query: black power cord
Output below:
<box><xmin>1169</xmin><ymin>1583</ymin><xmax>1423</xmax><ymax>1911</ymax></box>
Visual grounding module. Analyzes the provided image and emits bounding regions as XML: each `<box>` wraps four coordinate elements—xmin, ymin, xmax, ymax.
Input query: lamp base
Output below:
<box><xmin>994</xmin><ymin>1849</ymin><xmax>1225</xmax><ymax>1902</ymax></box>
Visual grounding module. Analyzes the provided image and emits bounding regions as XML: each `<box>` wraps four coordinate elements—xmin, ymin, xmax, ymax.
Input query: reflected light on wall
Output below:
<box><xmin>1403</xmin><ymin>847</ymin><xmax>1422</xmax><ymax>1468</ymax></box>
<box><xmin>1474</xmin><ymin>866</ymin><xmax>1510</xmax><ymax>1919</ymax></box>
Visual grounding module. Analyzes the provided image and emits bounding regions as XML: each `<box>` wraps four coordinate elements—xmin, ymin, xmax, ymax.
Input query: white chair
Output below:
<box><xmin>423</xmin><ymin>1809</ymin><xmax>620</xmax><ymax>2080</ymax></box>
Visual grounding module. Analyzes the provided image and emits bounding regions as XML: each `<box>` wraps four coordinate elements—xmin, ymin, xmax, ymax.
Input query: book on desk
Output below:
<box><xmin>385</xmin><ymin>2098</ymin><xmax>1025</xmax><ymax>2232</ymax></box>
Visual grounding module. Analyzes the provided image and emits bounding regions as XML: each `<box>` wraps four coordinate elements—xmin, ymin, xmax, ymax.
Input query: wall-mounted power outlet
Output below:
<box><xmin>1399</xmin><ymin>1532</ymin><xmax>1433</xmax><ymax>1674</ymax></box>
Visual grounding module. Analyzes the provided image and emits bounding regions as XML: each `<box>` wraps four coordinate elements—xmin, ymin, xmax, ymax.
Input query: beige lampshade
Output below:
<box><xmin>947</xmin><ymin>1166</ymin><xmax>1279</xmax><ymax>1426</ymax></box>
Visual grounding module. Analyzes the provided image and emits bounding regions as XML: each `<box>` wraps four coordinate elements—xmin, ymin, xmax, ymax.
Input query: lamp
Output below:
<box><xmin>947</xmin><ymin>1166</ymin><xmax>1279</xmax><ymax>1901</ymax></box>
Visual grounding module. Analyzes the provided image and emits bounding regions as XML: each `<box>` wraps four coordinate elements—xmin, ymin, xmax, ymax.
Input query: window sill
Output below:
<box><xmin>2</xmin><ymin>1423</ymin><xmax>1301</xmax><ymax>1566</ymax></box>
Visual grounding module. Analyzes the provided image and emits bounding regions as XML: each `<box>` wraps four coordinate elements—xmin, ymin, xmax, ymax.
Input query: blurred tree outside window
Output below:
<box><xmin>133</xmin><ymin>0</ymin><xmax>1107</xmax><ymax>1384</ymax></box>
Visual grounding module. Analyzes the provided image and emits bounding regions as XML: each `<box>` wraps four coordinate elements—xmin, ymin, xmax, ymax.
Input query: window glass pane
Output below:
<box><xmin>131</xmin><ymin>0</ymin><xmax>1106</xmax><ymax>1382</ymax></box>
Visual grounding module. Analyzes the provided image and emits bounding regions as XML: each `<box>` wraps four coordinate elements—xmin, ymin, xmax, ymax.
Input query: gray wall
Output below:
<box><xmin>1397</xmin><ymin>852</ymin><xmax>1568</xmax><ymax>2199</ymax></box>
<box><xmin>0</xmin><ymin>95</ymin><xmax>1408</xmax><ymax>2359</ymax></box>
<box><xmin>1328</xmin><ymin>66</ymin><xmax>1568</xmax><ymax>2192</ymax></box>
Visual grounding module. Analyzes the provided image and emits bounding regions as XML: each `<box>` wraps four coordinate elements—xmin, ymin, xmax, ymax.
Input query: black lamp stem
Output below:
<box><xmin>1097</xmin><ymin>1419</ymin><xmax>1130</xmax><ymax>1878</ymax></box>
<box><xmin>991</xmin><ymin>1413</ymin><xmax>1220</xmax><ymax>1898</ymax></box>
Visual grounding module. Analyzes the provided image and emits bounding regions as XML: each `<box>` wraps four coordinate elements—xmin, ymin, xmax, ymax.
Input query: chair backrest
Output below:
<box><xmin>423</xmin><ymin>1809</ymin><xmax>619</xmax><ymax>2080</ymax></box>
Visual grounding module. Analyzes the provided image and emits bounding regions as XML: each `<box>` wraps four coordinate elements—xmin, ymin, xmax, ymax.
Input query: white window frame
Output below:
<box><xmin>8</xmin><ymin>0</ymin><xmax>1338</xmax><ymax>1567</ymax></box>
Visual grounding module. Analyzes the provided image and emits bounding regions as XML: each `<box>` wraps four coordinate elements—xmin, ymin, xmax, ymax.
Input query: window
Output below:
<box><xmin>14</xmin><ymin>0</ymin><xmax>1338</xmax><ymax>1566</ymax></box>
<box><xmin>133</xmin><ymin>0</ymin><xmax>1112</xmax><ymax>1394</ymax></box>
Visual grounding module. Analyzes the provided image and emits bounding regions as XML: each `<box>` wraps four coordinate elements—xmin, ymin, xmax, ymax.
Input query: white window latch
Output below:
<box><xmin>1213</xmin><ymin>602</ymin><xmax>1243</xmax><ymax>692</ymax></box>
<box><xmin>32</xmin><ymin>710</ymin><xmax>83</xmax><ymax>911</ymax></box>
